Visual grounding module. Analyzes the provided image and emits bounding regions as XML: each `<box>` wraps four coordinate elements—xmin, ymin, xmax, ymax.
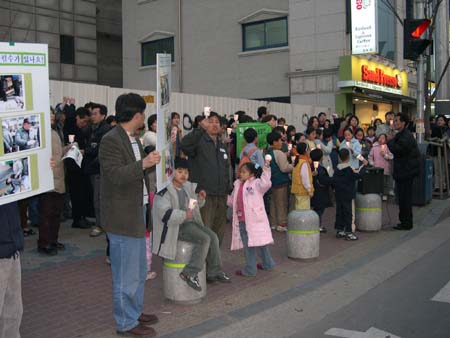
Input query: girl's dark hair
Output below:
<box><xmin>193</xmin><ymin>115</ymin><xmax>205</xmax><ymax>128</ymax></box>
<box><xmin>286</xmin><ymin>125</ymin><xmax>296</xmax><ymax>136</ymax></box>
<box><xmin>305</xmin><ymin>126</ymin><xmax>316</xmax><ymax>135</ymax></box>
<box><xmin>355</xmin><ymin>127</ymin><xmax>365</xmax><ymax>136</ymax></box>
<box><xmin>294</xmin><ymin>142</ymin><xmax>308</xmax><ymax>167</ymax></box>
<box><xmin>171</xmin><ymin>112</ymin><xmax>180</xmax><ymax>120</ymax></box>
<box><xmin>241</xmin><ymin>162</ymin><xmax>263</xmax><ymax>178</ymax></box>
<box><xmin>147</xmin><ymin>114</ymin><xmax>157</xmax><ymax>130</ymax></box>
<box><xmin>343</xmin><ymin>127</ymin><xmax>354</xmax><ymax>135</ymax></box>
<box><xmin>349</xmin><ymin>115</ymin><xmax>359</xmax><ymax>125</ymax></box>
<box><xmin>294</xmin><ymin>132</ymin><xmax>305</xmax><ymax>142</ymax></box>
<box><xmin>307</xmin><ymin>116</ymin><xmax>319</xmax><ymax>127</ymax></box>
<box><xmin>373</xmin><ymin>118</ymin><xmax>383</xmax><ymax>127</ymax></box>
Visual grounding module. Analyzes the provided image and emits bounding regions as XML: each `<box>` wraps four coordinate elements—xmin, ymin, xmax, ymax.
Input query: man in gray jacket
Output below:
<box><xmin>181</xmin><ymin>112</ymin><xmax>230</xmax><ymax>246</ymax></box>
<box><xmin>99</xmin><ymin>93</ymin><xmax>160</xmax><ymax>337</ymax></box>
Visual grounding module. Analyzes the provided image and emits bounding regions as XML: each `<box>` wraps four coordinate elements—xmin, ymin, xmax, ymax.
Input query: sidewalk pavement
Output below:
<box><xmin>20</xmin><ymin>198</ymin><xmax>450</xmax><ymax>338</ymax></box>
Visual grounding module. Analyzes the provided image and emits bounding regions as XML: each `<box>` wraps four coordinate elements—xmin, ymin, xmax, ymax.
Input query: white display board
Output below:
<box><xmin>351</xmin><ymin>0</ymin><xmax>378</xmax><ymax>54</ymax></box>
<box><xmin>155</xmin><ymin>53</ymin><xmax>173</xmax><ymax>192</ymax></box>
<box><xmin>0</xmin><ymin>42</ymin><xmax>53</xmax><ymax>205</ymax></box>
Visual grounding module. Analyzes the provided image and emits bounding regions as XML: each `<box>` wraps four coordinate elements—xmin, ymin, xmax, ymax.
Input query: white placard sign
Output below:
<box><xmin>155</xmin><ymin>53</ymin><xmax>173</xmax><ymax>192</ymax></box>
<box><xmin>0</xmin><ymin>42</ymin><xmax>53</xmax><ymax>205</ymax></box>
<box><xmin>351</xmin><ymin>0</ymin><xmax>378</xmax><ymax>54</ymax></box>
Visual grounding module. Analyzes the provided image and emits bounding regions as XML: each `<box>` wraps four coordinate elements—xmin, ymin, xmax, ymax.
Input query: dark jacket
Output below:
<box><xmin>84</xmin><ymin>119</ymin><xmax>112</xmax><ymax>175</ymax></box>
<box><xmin>387</xmin><ymin>127</ymin><xmax>420</xmax><ymax>181</ymax></box>
<box><xmin>181</xmin><ymin>128</ymin><xmax>230</xmax><ymax>196</ymax></box>
<box><xmin>98</xmin><ymin>125</ymin><xmax>151</xmax><ymax>238</ymax></box>
<box><xmin>332</xmin><ymin>163</ymin><xmax>364</xmax><ymax>201</ymax></box>
<box><xmin>0</xmin><ymin>202</ymin><xmax>24</xmax><ymax>259</ymax></box>
<box><xmin>311</xmin><ymin>165</ymin><xmax>332</xmax><ymax>211</ymax></box>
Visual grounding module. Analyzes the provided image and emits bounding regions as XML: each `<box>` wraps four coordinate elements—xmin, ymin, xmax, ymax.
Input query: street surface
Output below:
<box><xmin>19</xmin><ymin>199</ymin><xmax>450</xmax><ymax>338</ymax></box>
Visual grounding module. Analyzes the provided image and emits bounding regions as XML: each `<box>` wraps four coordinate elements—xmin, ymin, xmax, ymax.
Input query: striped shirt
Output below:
<box><xmin>130</xmin><ymin>136</ymin><xmax>149</xmax><ymax>205</ymax></box>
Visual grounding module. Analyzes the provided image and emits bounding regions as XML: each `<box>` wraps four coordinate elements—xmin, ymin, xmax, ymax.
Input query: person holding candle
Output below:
<box><xmin>339</xmin><ymin>127</ymin><xmax>362</xmax><ymax>170</ymax></box>
<box><xmin>369</xmin><ymin>134</ymin><xmax>394</xmax><ymax>200</ymax></box>
<box><xmin>310</xmin><ymin>149</ymin><xmax>333</xmax><ymax>233</ymax></box>
<box><xmin>291</xmin><ymin>143</ymin><xmax>314</xmax><ymax>210</ymax></box>
<box><xmin>266</xmin><ymin>131</ymin><xmax>293</xmax><ymax>232</ymax></box>
<box><xmin>229</xmin><ymin>159</ymin><xmax>275</xmax><ymax>277</ymax></box>
<box><xmin>375</xmin><ymin>111</ymin><xmax>396</xmax><ymax>138</ymax></box>
<box><xmin>152</xmin><ymin>158</ymin><xmax>230</xmax><ymax>291</ymax></box>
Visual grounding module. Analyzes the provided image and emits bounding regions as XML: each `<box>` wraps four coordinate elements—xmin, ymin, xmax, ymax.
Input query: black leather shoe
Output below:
<box><xmin>51</xmin><ymin>242</ymin><xmax>65</xmax><ymax>250</ymax></box>
<box><xmin>72</xmin><ymin>219</ymin><xmax>91</xmax><ymax>229</ymax></box>
<box><xmin>38</xmin><ymin>246</ymin><xmax>58</xmax><ymax>256</ymax></box>
<box><xmin>179</xmin><ymin>272</ymin><xmax>202</xmax><ymax>291</ymax></box>
<box><xmin>393</xmin><ymin>224</ymin><xmax>412</xmax><ymax>231</ymax></box>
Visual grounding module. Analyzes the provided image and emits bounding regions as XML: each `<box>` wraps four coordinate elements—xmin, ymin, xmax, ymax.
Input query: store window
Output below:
<box><xmin>141</xmin><ymin>37</ymin><xmax>174</xmax><ymax>66</ymax></box>
<box><xmin>242</xmin><ymin>17</ymin><xmax>288</xmax><ymax>52</ymax></box>
<box><xmin>377</xmin><ymin>0</ymin><xmax>396</xmax><ymax>60</ymax></box>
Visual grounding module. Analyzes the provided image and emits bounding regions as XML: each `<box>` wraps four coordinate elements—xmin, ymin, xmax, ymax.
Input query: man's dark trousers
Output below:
<box><xmin>396</xmin><ymin>178</ymin><xmax>413</xmax><ymax>228</ymax></box>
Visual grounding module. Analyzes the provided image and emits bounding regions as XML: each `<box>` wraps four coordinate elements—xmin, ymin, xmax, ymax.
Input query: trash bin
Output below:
<box><xmin>163</xmin><ymin>241</ymin><xmax>206</xmax><ymax>304</ymax></box>
<box><xmin>287</xmin><ymin>210</ymin><xmax>320</xmax><ymax>260</ymax></box>
<box><xmin>358</xmin><ymin>167</ymin><xmax>384</xmax><ymax>194</ymax></box>
<box><xmin>412</xmin><ymin>143</ymin><xmax>433</xmax><ymax>206</ymax></box>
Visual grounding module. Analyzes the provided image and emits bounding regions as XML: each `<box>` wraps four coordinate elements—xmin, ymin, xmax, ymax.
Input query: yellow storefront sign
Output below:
<box><xmin>338</xmin><ymin>55</ymin><xmax>408</xmax><ymax>97</ymax></box>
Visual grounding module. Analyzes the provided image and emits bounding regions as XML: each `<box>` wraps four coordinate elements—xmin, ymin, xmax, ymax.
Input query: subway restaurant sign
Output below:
<box><xmin>338</xmin><ymin>55</ymin><xmax>408</xmax><ymax>96</ymax></box>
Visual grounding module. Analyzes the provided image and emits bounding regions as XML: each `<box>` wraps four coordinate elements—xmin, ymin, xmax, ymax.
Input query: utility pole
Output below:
<box><xmin>415</xmin><ymin>0</ymin><xmax>426</xmax><ymax>143</ymax></box>
<box><xmin>434</xmin><ymin>0</ymin><xmax>450</xmax><ymax>115</ymax></box>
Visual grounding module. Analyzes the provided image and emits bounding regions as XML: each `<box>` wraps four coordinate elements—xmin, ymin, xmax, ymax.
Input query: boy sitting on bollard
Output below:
<box><xmin>152</xmin><ymin>158</ymin><xmax>231</xmax><ymax>292</ymax></box>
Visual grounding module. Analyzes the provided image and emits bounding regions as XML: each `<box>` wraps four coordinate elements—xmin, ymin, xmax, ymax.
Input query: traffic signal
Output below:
<box><xmin>404</xmin><ymin>19</ymin><xmax>432</xmax><ymax>60</ymax></box>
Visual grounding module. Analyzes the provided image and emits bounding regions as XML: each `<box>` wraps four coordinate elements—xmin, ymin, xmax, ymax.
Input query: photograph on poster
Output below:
<box><xmin>0</xmin><ymin>74</ymin><xmax>25</xmax><ymax>112</ymax></box>
<box><xmin>2</xmin><ymin>114</ymin><xmax>41</xmax><ymax>154</ymax></box>
<box><xmin>160</xmin><ymin>74</ymin><xmax>170</xmax><ymax>106</ymax></box>
<box><xmin>164</xmin><ymin>148</ymin><xmax>173</xmax><ymax>181</ymax></box>
<box><xmin>0</xmin><ymin>156</ymin><xmax>31</xmax><ymax>197</ymax></box>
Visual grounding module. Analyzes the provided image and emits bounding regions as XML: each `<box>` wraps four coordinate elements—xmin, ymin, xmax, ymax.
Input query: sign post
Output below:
<box><xmin>351</xmin><ymin>0</ymin><xmax>378</xmax><ymax>54</ymax></box>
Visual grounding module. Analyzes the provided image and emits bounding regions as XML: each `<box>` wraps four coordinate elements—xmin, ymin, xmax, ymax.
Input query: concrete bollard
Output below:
<box><xmin>355</xmin><ymin>193</ymin><xmax>382</xmax><ymax>232</ymax></box>
<box><xmin>287</xmin><ymin>210</ymin><xmax>320</xmax><ymax>259</ymax></box>
<box><xmin>163</xmin><ymin>240</ymin><xmax>206</xmax><ymax>304</ymax></box>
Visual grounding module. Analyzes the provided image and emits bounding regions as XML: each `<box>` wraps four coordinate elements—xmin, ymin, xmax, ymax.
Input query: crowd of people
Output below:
<box><xmin>2</xmin><ymin>91</ymin><xmax>450</xmax><ymax>337</ymax></box>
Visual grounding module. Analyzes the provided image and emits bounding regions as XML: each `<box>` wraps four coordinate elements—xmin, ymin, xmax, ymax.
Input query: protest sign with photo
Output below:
<box><xmin>155</xmin><ymin>53</ymin><xmax>173</xmax><ymax>192</ymax></box>
<box><xmin>0</xmin><ymin>42</ymin><xmax>53</xmax><ymax>205</ymax></box>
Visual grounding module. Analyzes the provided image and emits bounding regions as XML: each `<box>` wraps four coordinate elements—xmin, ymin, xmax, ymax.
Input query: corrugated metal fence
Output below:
<box><xmin>49</xmin><ymin>80</ymin><xmax>331</xmax><ymax>129</ymax></box>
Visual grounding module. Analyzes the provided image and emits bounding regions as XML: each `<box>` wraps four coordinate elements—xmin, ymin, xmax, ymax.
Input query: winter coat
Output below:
<box><xmin>151</xmin><ymin>181</ymin><xmax>205</xmax><ymax>260</ymax></box>
<box><xmin>0</xmin><ymin>202</ymin><xmax>23</xmax><ymax>259</ymax></box>
<box><xmin>311</xmin><ymin>164</ymin><xmax>333</xmax><ymax>212</ymax></box>
<box><xmin>84</xmin><ymin>119</ymin><xmax>112</xmax><ymax>175</ymax></box>
<box><xmin>181</xmin><ymin>128</ymin><xmax>230</xmax><ymax>196</ymax></box>
<box><xmin>98</xmin><ymin>125</ymin><xmax>151</xmax><ymax>238</ymax></box>
<box><xmin>317</xmin><ymin>139</ymin><xmax>334</xmax><ymax>176</ymax></box>
<box><xmin>51</xmin><ymin>129</ymin><xmax>65</xmax><ymax>193</ymax></box>
<box><xmin>228</xmin><ymin>167</ymin><xmax>274</xmax><ymax>250</ymax></box>
<box><xmin>387</xmin><ymin>127</ymin><xmax>420</xmax><ymax>181</ymax></box>
<box><xmin>15</xmin><ymin>127</ymin><xmax>31</xmax><ymax>150</ymax></box>
<box><xmin>332</xmin><ymin>163</ymin><xmax>365</xmax><ymax>201</ymax></box>
<box><xmin>368</xmin><ymin>142</ymin><xmax>393</xmax><ymax>175</ymax></box>
<box><xmin>339</xmin><ymin>137</ymin><xmax>362</xmax><ymax>169</ymax></box>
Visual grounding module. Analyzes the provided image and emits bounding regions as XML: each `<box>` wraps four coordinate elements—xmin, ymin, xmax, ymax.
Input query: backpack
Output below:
<box><xmin>238</xmin><ymin>147</ymin><xmax>259</xmax><ymax>172</ymax></box>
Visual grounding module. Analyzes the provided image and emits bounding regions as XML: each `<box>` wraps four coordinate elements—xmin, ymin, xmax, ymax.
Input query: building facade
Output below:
<box><xmin>123</xmin><ymin>0</ymin><xmax>419</xmax><ymax>124</ymax></box>
<box><xmin>0</xmin><ymin>0</ymin><xmax>122</xmax><ymax>87</ymax></box>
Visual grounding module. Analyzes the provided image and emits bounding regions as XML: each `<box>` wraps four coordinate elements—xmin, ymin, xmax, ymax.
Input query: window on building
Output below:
<box><xmin>60</xmin><ymin>35</ymin><xmax>75</xmax><ymax>64</ymax></box>
<box><xmin>377</xmin><ymin>0</ymin><xmax>396</xmax><ymax>60</ymax></box>
<box><xmin>242</xmin><ymin>17</ymin><xmax>288</xmax><ymax>52</ymax></box>
<box><xmin>141</xmin><ymin>37</ymin><xmax>174</xmax><ymax>66</ymax></box>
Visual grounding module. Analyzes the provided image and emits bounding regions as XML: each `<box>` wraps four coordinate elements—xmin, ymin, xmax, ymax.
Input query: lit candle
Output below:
<box><xmin>265</xmin><ymin>154</ymin><xmax>272</xmax><ymax>162</ymax></box>
<box><xmin>188</xmin><ymin>198</ymin><xmax>198</xmax><ymax>210</ymax></box>
<box><xmin>204</xmin><ymin>106</ymin><xmax>211</xmax><ymax>117</ymax></box>
<box><xmin>68</xmin><ymin>134</ymin><xmax>75</xmax><ymax>143</ymax></box>
<box><xmin>291</xmin><ymin>156</ymin><xmax>296</xmax><ymax>163</ymax></box>
<box><xmin>313</xmin><ymin>161</ymin><xmax>319</xmax><ymax>169</ymax></box>
<box><xmin>288</xmin><ymin>143</ymin><xmax>293</xmax><ymax>151</ymax></box>
<box><xmin>227</xmin><ymin>127</ymin><xmax>232</xmax><ymax>136</ymax></box>
<box><xmin>234</xmin><ymin>114</ymin><xmax>239</xmax><ymax>121</ymax></box>
<box><xmin>283</xmin><ymin>125</ymin><xmax>288</xmax><ymax>131</ymax></box>
<box><xmin>346</xmin><ymin>141</ymin><xmax>350</xmax><ymax>148</ymax></box>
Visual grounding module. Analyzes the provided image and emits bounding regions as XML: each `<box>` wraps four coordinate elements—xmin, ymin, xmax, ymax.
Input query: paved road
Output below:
<box><xmin>172</xmin><ymin>217</ymin><xmax>450</xmax><ymax>338</ymax></box>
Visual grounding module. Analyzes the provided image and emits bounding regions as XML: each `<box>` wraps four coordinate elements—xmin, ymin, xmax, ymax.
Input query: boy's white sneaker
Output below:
<box><xmin>276</xmin><ymin>225</ymin><xmax>287</xmax><ymax>232</ymax></box>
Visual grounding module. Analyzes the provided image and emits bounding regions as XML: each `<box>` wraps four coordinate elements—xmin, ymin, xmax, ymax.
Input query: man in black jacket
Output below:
<box><xmin>84</xmin><ymin>103</ymin><xmax>111</xmax><ymax>237</ymax></box>
<box><xmin>181</xmin><ymin>112</ymin><xmax>230</xmax><ymax>246</ymax></box>
<box><xmin>0</xmin><ymin>202</ymin><xmax>23</xmax><ymax>337</ymax></box>
<box><xmin>387</xmin><ymin>113</ymin><xmax>420</xmax><ymax>230</ymax></box>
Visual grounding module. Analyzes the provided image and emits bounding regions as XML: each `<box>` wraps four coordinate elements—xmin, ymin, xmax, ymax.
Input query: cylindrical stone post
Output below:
<box><xmin>355</xmin><ymin>193</ymin><xmax>382</xmax><ymax>232</ymax></box>
<box><xmin>287</xmin><ymin>210</ymin><xmax>320</xmax><ymax>259</ymax></box>
<box><xmin>163</xmin><ymin>240</ymin><xmax>206</xmax><ymax>304</ymax></box>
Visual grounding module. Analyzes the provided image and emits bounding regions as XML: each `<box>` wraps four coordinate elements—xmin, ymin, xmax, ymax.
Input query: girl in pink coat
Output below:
<box><xmin>228</xmin><ymin>160</ymin><xmax>275</xmax><ymax>277</ymax></box>
<box><xmin>368</xmin><ymin>133</ymin><xmax>394</xmax><ymax>199</ymax></box>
